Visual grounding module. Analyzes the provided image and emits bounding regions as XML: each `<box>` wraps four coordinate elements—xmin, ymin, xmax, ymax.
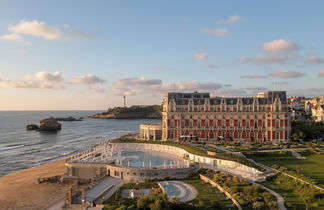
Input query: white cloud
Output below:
<box><xmin>0</xmin><ymin>33</ymin><xmax>30</xmax><ymax>44</ymax></box>
<box><xmin>270</xmin><ymin>70</ymin><xmax>305</xmax><ymax>79</ymax></box>
<box><xmin>318</xmin><ymin>70</ymin><xmax>324</xmax><ymax>78</ymax></box>
<box><xmin>272</xmin><ymin>81</ymin><xmax>290</xmax><ymax>85</ymax></box>
<box><xmin>87</xmin><ymin>85</ymin><xmax>105</xmax><ymax>93</ymax></box>
<box><xmin>202</xmin><ymin>28</ymin><xmax>229</xmax><ymax>36</ymax></box>
<box><xmin>305</xmin><ymin>56</ymin><xmax>324</xmax><ymax>64</ymax></box>
<box><xmin>0</xmin><ymin>71</ymin><xmax>65</xmax><ymax>89</ymax></box>
<box><xmin>217</xmin><ymin>15</ymin><xmax>243</xmax><ymax>24</ymax></box>
<box><xmin>193</xmin><ymin>53</ymin><xmax>208</xmax><ymax>61</ymax></box>
<box><xmin>36</xmin><ymin>71</ymin><xmax>63</xmax><ymax>82</ymax></box>
<box><xmin>110</xmin><ymin>77</ymin><xmax>223</xmax><ymax>96</ymax></box>
<box><xmin>240</xmin><ymin>54</ymin><xmax>290</xmax><ymax>64</ymax></box>
<box><xmin>0</xmin><ymin>33</ymin><xmax>22</xmax><ymax>41</ymax></box>
<box><xmin>8</xmin><ymin>20</ymin><xmax>62</xmax><ymax>40</ymax></box>
<box><xmin>245</xmin><ymin>86</ymin><xmax>268</xmax><ymax>91</ymax></box>
<box><xmin>240</xmin><ymin>39</ymin><xmax>299</xmax><ymax>65</ymax></box>
<box><xmin>72</xmin><ymin>73</ymin><xmax>105</xmax><ymax>84</ymax></box>
<box><xmin>262</xmin><ymin>39</ymin><xmax>298</xmax><ymax>53</ymax></box>
<box><xmin>240</xmin><ymin>74</ymin><xmax>267</xmax><ymax>79</ymax></box>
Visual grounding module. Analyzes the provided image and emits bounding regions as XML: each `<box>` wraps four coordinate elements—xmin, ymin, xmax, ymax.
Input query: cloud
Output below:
<box><xmin>270</xmin><ymin>69</ymin><xmax>305</xmax><ymax>79</ymax></box>
<box><xmin>86</xmin><ymin>85</ymin><xmax>105</xmax><ymax>93</ymax></box>
<box><xmin>240</xmin><ymin>54</ymin><xmax>290</xmax><ymax>64</ymax></box>
<box><xmin>72</xmin><ymin>73</ymin><xmax>105</xmax><ymax>84</ymax></box>
<box><xmin>64</xmin><ymin>30</ymin><xmax>95</xmax><ymax>41</ymax></box>
<box><xmin>193</xmin><ymin>53</ymin><xmax>208</xmax><ymax>61</ymax></box>
<box><xmin>8</xmin><ymin>20</ymin><xmax>61</xmax><ymax>40</ymax></box>
<box><xmin>0</xmin><ymin>33</ymin><xmax>30</xmax><ymax>44</ymax></box>
<box><xmin>35</xmin><ymin>71</ymin><xmax>63</xmax><ymax>82</ymax></box>
<box><xmin>202</xmin><ymin>28</ymin><xmax>229</xmax><ymax>36</ymax></box>
<box><xmin>288</xmin><ymin>87</ymin><xmax>324</xmax><ymax>97</ymax></box>
<box><xmin>0</xmin><ymin>71</ymin><xmax>65</xmax><ymax>89</ymax></box>
<box><xmin>245</xmin><ymin>86</ymin><xmax>268</xmax><ymax>91</ymax></box>
<box><xmin>240</xmin><ymin>74</ymin><xmax>267</xmax><ymax>79</ymax></box>
<box><xmin>305</xmin><ymin>56</ymin><xmax>324</xmax><ymax>64</ymax></box>
<box><xmin>217</xmin><ymin>15</ymin><xmax>243</xmax><ymax>24</ymax></box>
<box><xmin>272</xmin><ymin>81</ymin><xmax>290</xmax><ymax>85</ymax></box>
<box><xmin>240</xmin><ymin>39</ymin><xmax>299</xmax><ymax>65</ymax></box>
<box><xmin>110</xmin><ymin>77</ymin><xmax>223</xmax><ymax>96</ymax></box>
<box><xmin>318</xmin><ymin>70</ymin><xmax>324</xmax><ymax>78</ymax></box>
<box><xmin>205</xmin><ymin>64</ymin><xmax>219</xmax><ymax>69</ymax></box>
<box><xmin>0</xmin><ymin>33</ymin><xmax>22</xmax><ymax>41</ymax></box>
<box><xmin>214</xmin><ymin>88</ymin><xmax>247</xmax><ymax>97</ymax></box>
<box><xmin>262</xmin><ymin>39</ymin><xmax>298</xmax><ymax>53</ymax></box>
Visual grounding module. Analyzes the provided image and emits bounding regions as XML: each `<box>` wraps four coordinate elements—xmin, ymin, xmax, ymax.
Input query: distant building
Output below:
<box><xmin>288</xmin><ymin>96</ymin><xmax>307</xmax><ymax>110</ymax></box>
<box><xmin>305</xmin><ymin>96</ymin><xmax>324</xmax><ymax>122</ymax></box>
<box><xmin>162</xmin><ymin>91</ymin><xmax>291</xmax><ymax>142</ymax></box>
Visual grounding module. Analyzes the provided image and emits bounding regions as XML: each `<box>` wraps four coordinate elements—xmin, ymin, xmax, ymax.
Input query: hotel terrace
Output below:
<box><xmin>160</xmin><ymin>91</ymin><xmax>291</xmax><ymax>142</ymax></box>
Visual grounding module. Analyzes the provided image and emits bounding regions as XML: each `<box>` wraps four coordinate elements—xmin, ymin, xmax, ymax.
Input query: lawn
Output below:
<box><xmin>261</xmin><ymin>179</ymin><xmax>306</xmax><ymax>209</ymax></box>
<box><xmin>244</xmin><ymin>150</ymin><xmax>324</xmax><ymax>188</ymax></box>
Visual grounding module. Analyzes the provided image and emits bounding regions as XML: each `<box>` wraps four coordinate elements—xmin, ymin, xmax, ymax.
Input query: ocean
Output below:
<box><xmin>0</xmin><ymin>111</ymin><xmax>159</xmax><ymax>176</ymax></box>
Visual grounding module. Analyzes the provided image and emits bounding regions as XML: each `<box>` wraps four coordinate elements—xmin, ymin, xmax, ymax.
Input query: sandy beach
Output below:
<box><xmin>0</xmin><ymin>159</ymin><xmax>68</xmax><ymax>210</ymax></box>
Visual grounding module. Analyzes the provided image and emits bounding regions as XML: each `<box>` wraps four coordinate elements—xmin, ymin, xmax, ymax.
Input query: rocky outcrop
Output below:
<box><xmin>90</xmin><ymin>105</ymin><xmax>162</xmax><ymax>119</ymax></box>
<box><xmin>39</xmin><ymin>117</ymin><xmax>61</xmax><ymax>131</ymax></box>
<box><xmin>26</xmin><ymin>124</ymin><xmax>39</xmax><ymax>131</ymax></box>
<box><xmin>90</xmin><ymin>112</ymin><xmax>162</xmax><ymax>119</ymax></box>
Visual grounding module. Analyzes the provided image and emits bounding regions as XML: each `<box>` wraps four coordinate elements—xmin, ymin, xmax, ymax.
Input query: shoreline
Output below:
<box><xmin>0</xmin><ymin>159</ymin><xmax>68</xmax><ymax>210</ymax></box>
<box><xmin>0</xmin><ymin>136</ymin><xmax>129</xmax><ymax>210</ymax></box>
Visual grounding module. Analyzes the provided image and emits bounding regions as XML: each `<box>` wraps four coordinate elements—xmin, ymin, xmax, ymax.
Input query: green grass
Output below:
<box><xmin>111</xmin><ymin>139</ymin><xmax>265</xmax><ymax>171</ymax></box>
<box><xmin>245</xmin><ymin>150</ymin><xmax>324</xmax><ymax>188</ymax></box>
<box><xmin>260</xmin><ymin>179</ymin><xmax>306</xmax><ymax>210</ymax></box>
<box><xmin>181</xmin><ymin>179</ymin><xmax>236</xmax><ymax>209</ymax></box>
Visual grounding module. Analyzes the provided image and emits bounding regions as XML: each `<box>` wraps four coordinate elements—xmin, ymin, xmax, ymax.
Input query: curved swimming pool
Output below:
<box><xmin>121</xmin><ymin>151</ymin><xmax>175</xmax><ymax>167</ymax></box>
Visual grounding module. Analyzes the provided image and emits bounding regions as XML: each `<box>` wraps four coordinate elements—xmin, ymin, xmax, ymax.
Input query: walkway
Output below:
<box><xmin>86</xmin><ymin>176</ymin><xmax>123</xmax><ymax>204</ymax></box>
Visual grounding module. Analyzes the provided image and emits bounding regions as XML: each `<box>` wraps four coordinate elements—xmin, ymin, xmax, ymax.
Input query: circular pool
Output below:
<box><xmin>121</xmin><ymin>151</ymin><xmax>176</xmax><ymax>167</ymax></box>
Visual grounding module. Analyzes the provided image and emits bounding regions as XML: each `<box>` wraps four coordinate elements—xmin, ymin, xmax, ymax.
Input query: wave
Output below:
<box><xmin>0</xmin><ymin>144</ymin><xmax>25</xmax><ymax>152</ymax></box>
<box><xmin>39</xmin><ymin>144</ymin><xmax>64</xmax><ymax>152</ymax></box>
<box><xmin>33</xmin><ymin>150</ymin><xmax>79</xmax><ymax>165</ymax></box>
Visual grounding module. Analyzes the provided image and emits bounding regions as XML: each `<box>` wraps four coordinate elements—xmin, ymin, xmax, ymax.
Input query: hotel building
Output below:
<box><xmin>161</xmin><ymin>91</ymin><xmax>291</xmax><ymax>142</ymax></box>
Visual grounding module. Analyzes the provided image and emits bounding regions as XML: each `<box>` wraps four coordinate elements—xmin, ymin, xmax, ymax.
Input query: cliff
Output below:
<box><xmin>90</xmin><ymin>105</ymin><xmax>162</xmax><ymax>119</ymax></box>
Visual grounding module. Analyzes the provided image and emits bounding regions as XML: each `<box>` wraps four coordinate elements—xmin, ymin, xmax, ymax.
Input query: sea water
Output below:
<box><xmin>0</xmin><ymin>111</ymin><xmax>159</xmax><ymax>176</ymax></box>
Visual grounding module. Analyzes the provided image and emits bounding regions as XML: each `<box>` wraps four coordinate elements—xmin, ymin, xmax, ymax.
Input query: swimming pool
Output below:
<box><xmin>158</xmin><ymin>181</ymin><xmax>197</xmax><ymax>202</ymax></box>
<box><xmin>121</xmin><ymin>151</ymin><xmax>175</xmax><ymax>167</ymax></box>
<box><xmin>162</xmin><ymin>183</ymin><xmax>181</xmax><ymax>197</ymax></box>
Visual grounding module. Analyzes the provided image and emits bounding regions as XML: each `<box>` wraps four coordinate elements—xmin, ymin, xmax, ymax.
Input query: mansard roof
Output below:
<box><xmin>167</xmin><ymin>91</ymin><xmax>287</xmax><ymax>105</ymax></box>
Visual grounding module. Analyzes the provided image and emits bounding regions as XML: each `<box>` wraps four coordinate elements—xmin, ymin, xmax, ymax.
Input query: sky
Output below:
<box><xmin>0</xmin><ymin>0</ymin><xmax>324</xmax><ymax>110</ymax></box>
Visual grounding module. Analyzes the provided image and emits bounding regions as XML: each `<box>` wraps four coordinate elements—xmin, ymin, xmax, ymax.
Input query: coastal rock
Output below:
<box><xmin>39</xmin><ymin>117</ymin><xmax>61</xmax><ymax>131</ymax></box>
<box><xmin>26</xmin><ymin>124</ymin><xmax>39</xmax><ymax>130</ymax></box>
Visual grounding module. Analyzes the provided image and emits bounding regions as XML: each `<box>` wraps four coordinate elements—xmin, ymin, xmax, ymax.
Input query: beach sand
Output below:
<box><xmin>0</xmin><ymin>159</ymin><xmax>69</xmax><ymax>210</ymax></box>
